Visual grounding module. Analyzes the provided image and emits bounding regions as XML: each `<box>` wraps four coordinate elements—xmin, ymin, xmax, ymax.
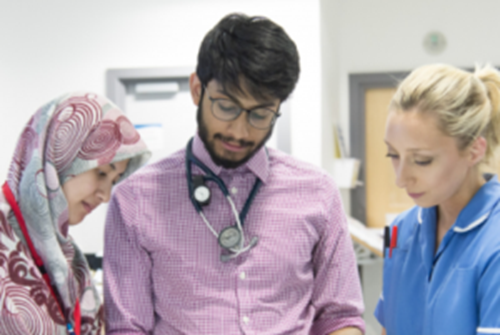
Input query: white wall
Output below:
<box><xmin>337</xmin><ymin>0</ymin><xmax>500</xmax><ymax>145</ymax></box>
<box><xmin>0</xmin><ymin>0</ymin><xmax>322</xmax><ymax>253</ymax></box>
<box><xmin>321</xmin><ymin>0</ymin><xmax>500</xmax><ymax>213</ymax></box>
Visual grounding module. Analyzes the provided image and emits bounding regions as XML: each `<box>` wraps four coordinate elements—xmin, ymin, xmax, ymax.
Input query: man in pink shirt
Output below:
<box><xmin>104</xmin><ymin>13</ymin><xmax>365</xmax><ymax>335</ymax></box>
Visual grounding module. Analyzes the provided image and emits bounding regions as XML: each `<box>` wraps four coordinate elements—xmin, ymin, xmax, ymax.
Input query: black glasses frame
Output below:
<box><xmin>202</xmin><ymin>86</ymin><xmax>281</xmax><ymax>130</ymax></box>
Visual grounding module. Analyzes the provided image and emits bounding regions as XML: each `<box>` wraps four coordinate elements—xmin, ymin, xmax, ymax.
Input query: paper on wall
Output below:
<box><xmin>134</xmin><ymin>123</ymin><xmax>164</xmax><ymax>151</ymax></box>
<box><xmin>332</xmin><ymin>158</ymin><xmax>360</xmax><ymax>188</ymax></box>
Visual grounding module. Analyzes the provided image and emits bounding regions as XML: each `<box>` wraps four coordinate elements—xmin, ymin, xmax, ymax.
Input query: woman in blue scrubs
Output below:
<box><xmin>375</xmin><ymin>64</ymin><xmax>500</xmax><ymax>335</ymax></box>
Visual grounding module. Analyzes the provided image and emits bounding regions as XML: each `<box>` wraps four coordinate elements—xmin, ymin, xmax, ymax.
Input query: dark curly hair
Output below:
<box><xmin>196</xmin><ymin>13</ymin><xmax>300</xmax><ymax>102</ymax></box>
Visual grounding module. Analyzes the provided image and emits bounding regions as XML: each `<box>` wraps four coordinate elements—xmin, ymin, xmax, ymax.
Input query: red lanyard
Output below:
<box><xmin>2</xmin><ymin>182</ymin><xmax>81</xmax><ymax>335</ymax></box>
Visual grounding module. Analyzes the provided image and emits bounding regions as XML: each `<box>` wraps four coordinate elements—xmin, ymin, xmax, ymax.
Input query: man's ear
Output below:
<box><xmin>189</xmin><ymin>73</ymin><xmax>202</xmax><ymax>106</ymax></box>
<box><xmin>468</xmin><ymin>136</ymin><xmax>487</xmax><ymax>166</ymax></box>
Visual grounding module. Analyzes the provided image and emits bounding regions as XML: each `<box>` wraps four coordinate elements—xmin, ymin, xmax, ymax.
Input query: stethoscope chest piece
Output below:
<box><xmin>218</xmin><ymin>226</ymin><xmax>242</xmax><ymax>249</ymax></box>
<box><xmin>193</xmin><ymin>175</ymin><xmax>211</xmax><ymax>206</ymax></box>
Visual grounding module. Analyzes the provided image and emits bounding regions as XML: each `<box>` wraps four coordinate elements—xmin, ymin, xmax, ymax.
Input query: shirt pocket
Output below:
<box><xmin>431</xmin><ymin>267</ymin><xmax>477</xmax><ymax>335</ymax></box>
<box><xmin>384</xmin><ymin>237</ymin><xmax>425</xmax><ymax>335</ymax></box>
<box><xmin>384</xmin><ymin>248</ymin><xmax>414</xmax><ymax>334</ymax></box>
<box><xmin>383</xmin><ymin>236</ymin><xmax>411</xmax><ymax>295</ymax></box>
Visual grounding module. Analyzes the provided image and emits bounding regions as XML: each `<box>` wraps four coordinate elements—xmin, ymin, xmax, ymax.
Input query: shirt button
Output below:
<box><xmin>239</xmin><ymin>272</ymin><xmax>246</xmax><ymax>280</ymax></box>
<box><xmin>242</xmin><ymin>316</ymin><xmax>250</xmax><ymax>324</ymax></box>
<box><xmin>231</xmin><ymin>187</ymin><xmax>238</xmax><ymax>194</ymax></box>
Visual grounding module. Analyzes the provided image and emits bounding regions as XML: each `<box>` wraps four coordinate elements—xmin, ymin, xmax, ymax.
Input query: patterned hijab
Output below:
<box><xmin>0</xmin><ymin>92</ymin><xmax>150</xmax><ymax>334</ymax></box>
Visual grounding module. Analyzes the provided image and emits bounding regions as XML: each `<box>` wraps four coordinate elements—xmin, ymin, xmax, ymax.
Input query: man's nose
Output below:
<box><xmin>227</xmin><ymin>111</ymin><xmax>250</xmax><ymax>139</ymax></box>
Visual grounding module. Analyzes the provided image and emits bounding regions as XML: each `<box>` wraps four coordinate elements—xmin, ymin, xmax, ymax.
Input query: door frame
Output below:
<box><xmin>106</xmin><ymin>67</ymin><xmax>194</xmax><ymax>111</ymax></box>
<box><xmin>106</xmin><ymin>66</ymin><xmax>293</xmax><ymax>154</ymax></box>
<box><xmin>349</xmin><ymin>71</ymin><xmax>409</xmax><ymax>225</ymax></box>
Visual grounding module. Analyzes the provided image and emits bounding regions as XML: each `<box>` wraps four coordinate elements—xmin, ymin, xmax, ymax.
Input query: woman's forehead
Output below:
<box><xmin>385</xmin><ymin>110</ymin><xmax>455</xmax><ymax>152</ymax></box>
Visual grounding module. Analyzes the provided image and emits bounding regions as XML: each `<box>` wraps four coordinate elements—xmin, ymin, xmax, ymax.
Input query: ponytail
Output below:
<box><xmin>475</xmin><ymin>65</ymin><xmax>500</xmax><ymax>164</ymax></box>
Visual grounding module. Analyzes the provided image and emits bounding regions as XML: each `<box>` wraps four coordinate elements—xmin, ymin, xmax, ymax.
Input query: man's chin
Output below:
<box><xmin>212</xmin><ymin>154</ymin><xmax>250</xmax><ymax>169</ymax></box>
<box><xmin>217</xmin><ymin>149</ymin><xmax>251</xmax><ymax>162</ymax></box>
<box><xmin>209</xmin><ymin>145</ymin><xmax>253</xmax><ymax>169</ymax></box>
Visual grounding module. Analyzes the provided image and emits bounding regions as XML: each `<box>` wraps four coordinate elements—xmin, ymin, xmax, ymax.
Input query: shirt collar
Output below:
<box><xmin>451</xmin><ymin>174</ymin><xmax>500</xmax><ymax>233</ymax></box>
<box><xmin>415</xmin><ymin>175</ymin><xmax>500</xmax><ymax>274</ymax></box>
<box><xmin>417</xmin><ymin>174</ymin><xmax>500</xmax><ymax>234</ymax></box>
<box><xmin>191</xmin><ymin>133</ymin><xmax>270</xmax><ymax>183</ymax></box>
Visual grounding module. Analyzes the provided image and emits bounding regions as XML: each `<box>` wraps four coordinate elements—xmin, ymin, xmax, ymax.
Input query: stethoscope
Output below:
<box><xmin>186</xmin><ymin>138</ymin><xmax>261</xmax><ymax>262</ymax></box>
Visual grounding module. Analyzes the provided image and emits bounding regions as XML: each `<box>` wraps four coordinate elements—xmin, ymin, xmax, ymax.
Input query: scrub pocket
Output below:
<box><xmin>383</xmin><ymin>248</ymin><xmax>422</xmax><ymax>334</ymax></box>
<box><xmin>431</xmin><ymin>267</ymin><xmax>477</xmax><ymax>335</ymax></box>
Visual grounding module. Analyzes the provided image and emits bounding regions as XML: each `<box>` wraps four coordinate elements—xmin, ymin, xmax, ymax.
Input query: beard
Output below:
<box><xmin>197</xmin><ymin>103</ymin><xmax>273</xmax><ymax>169</ymax></box>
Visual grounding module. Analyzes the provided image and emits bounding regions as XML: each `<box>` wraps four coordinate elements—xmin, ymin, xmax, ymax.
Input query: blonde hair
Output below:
<box><xmin>390</xmin><ymin>63</ymin><xmax>500</xmax><ymax>165</ymax></box>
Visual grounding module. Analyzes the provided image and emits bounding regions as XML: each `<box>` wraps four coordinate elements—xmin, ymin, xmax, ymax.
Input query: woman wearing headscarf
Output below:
<box><xmin>0</xmin><ymin>92</ymin><xmax>150</xmax><ymax>335</ymax></box>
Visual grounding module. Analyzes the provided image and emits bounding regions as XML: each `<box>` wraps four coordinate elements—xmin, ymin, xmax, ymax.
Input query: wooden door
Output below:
<box><xmin>365</xmin><ymin>88</ymin><xmax>414</xmax><ymax>228</ymax></box>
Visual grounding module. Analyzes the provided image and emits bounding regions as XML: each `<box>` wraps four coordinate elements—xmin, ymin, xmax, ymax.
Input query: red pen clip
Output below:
<box><xmin>389</xmin><ymin>226</ymin><xmax>398</xmax><ymax>258</ymax></box>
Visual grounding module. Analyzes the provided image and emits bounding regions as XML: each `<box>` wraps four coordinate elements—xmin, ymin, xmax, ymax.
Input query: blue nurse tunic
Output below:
<box><xmin>374</xmin><ymin>174</ymin><xmax>500</xmax><ymax>335</ymax></box>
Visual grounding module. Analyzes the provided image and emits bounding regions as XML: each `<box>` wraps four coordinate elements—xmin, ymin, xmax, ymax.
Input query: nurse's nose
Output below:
<box><xmin>395</xmin><ymin>160</ymin><xmax>411</xmax><ymax>188</ymax></box>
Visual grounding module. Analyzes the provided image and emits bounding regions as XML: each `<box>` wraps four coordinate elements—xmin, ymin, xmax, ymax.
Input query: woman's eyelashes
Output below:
<box><xmin>415</xmin><ymin>159</ymin><xmax>433</xmax><ymax>166</ymax></box>
<box><xmin>385</xmin><ymin>152</ymin><xmax>433</xmax><ymax>166</ymax></box>
<box><xmin>98</xmin><ymin>169</ymin><xmax>122</xmax><ymax>185</ymax></box>
<box><xmin>386</xmin><ymin>153</ymin><xmax>399</xmax><ymax>160</ymax></box>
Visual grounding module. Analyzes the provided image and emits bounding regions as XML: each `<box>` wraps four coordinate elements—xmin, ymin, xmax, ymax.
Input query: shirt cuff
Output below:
<box><xmin>374</xmin><ymin>298</ymin><xmax>385</xmax><ymax>328</ymax></box>
<box><xmin>311</xmin><ymin>316</ymin><xmax>365</xmax><ymax>335</ymax></box>
<box><xmin>477</xmin><ymin>327</ymin><xmax>500</xmax><ymax>334</ymax></box>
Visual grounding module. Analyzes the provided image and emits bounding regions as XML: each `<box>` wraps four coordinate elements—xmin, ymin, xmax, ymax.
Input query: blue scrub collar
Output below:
<box><xmin>417</xmin><ymin>174</ymin><xmax>500</xmax><ymax>234</ymax></box>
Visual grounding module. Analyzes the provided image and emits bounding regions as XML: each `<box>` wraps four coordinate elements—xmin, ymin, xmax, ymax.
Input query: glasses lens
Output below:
<box><xmin>212</xmin><ymin>99</ymin><xmax>240</xmax><ymax>121</ymax></box>
<box><xmin>211</xmin><ymin>97</ymin><xmax>277</xmax><ymax>129</ymax></box>
<box><xmin>248</xmin><ymin>108</ymin><xmax>275</xmax><ymax>129</ymax></box>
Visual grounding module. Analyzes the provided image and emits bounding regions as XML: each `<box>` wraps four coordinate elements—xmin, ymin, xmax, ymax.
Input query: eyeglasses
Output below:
<box><xmin>204</xmin><ymin>87</ymin><xmax>280</xmax><ymax>130</ymax></box>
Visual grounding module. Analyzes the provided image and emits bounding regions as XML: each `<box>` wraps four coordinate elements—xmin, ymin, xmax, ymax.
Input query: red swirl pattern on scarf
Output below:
<box><xmin>117</xmin><ymin>116</ymin><xmax>140</xmax><ymax>145</ymax></box>
<box><xmin>0</xmin><ymin>285</ymin><xmax>58</xmax><ymax>335</ymax></box>
<box><xmin>58</xmin><ymin>209</ymin><xmax>69</xmax><ymax>238</ymax></box>
<box><xmin>78</xmin><ymin>119</ymin><xmax>122</xmax><ymax>166</ymax></box>
<box><xmin>0</xmin><ymin>240</ymin><xmax>65</xmax><ymax>334</ymax></box>
<box><xmin>46</xmin><ymin>95</ymin><xmax>102</xmax><ymax>173</ymax></box>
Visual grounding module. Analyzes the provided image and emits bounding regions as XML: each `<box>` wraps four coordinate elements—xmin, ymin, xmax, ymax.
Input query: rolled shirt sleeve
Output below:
<box><xmin>103</xmin><ymin>181</ymin><xmax>154</xmax><ymax>334</ymax></box>
<box><xmin>310</xmin><ymin>178</ymin><xmax>365</xmax><ymax>334</ymax></box>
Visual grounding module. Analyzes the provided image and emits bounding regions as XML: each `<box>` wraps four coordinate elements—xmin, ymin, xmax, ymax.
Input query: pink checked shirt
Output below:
<box><xmin>103</xmin><ymin>134</ymin><xmax>365</xmax><ymax>335</ymax></box>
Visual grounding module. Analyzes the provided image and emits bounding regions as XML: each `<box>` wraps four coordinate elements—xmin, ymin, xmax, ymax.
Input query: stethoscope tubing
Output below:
<box><xmin>185</xmin><ymin>138</ymin><xmax>262</xmax><ymax>256</ymax></box>
<box><xmin>186</xmin><ymin>138</ymin><xmax>262</xmax><ymax>226</ymax></box>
